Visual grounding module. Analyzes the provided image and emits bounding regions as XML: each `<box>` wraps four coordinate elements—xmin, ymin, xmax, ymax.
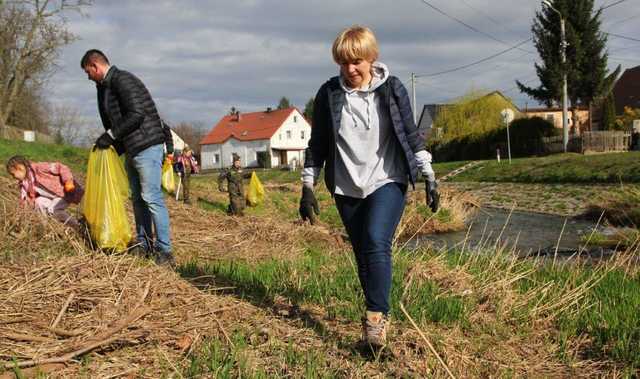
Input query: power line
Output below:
<box><xmin>606</xmin><ymin>32</ymin><xmax>640</xmax><ymax>43</ymax></box>
<box><xmin>416</xmin><ymin>49</ymin><xmax>530</xmax><ymax>82</ymax></box>
<box><xmin>609</xmin><ymin>43</ymin><xmax>640</xmax><ymax>53</ymax></box>
<box><xmin>458</xmin><ymin>0</ymin><xmax>526</xmax><ymax>38</ymax></box>
<box><xmin>601</xmin><ymin>0</ymin><xmax>631</xmax><ymax>10</ymax></box>
<box><xmin>604</xmin><ymin>12</ymin><xmax>640</xmax><ymax>30</ymax></box>
<box><xmin>418</xmin><ymin>0</ymin><xmax>534</xmax><ymax>54</ymax></box>
<box><xmin>416</xmin><ymin>38</ymin><xmax>533</xmax><ymax>78</ymax></box>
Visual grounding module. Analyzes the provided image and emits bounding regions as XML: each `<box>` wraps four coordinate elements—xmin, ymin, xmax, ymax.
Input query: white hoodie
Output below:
<box><xmin>303</xmin><ymin>62</ymin><xmax>435</xmax><ymax>198</ymax></box>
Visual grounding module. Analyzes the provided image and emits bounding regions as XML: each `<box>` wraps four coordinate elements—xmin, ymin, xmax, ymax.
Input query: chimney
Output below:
<box><xmin>235</xmin><ymin>111</ymin><xmax>241</xmax><ymax>122</ymax></box>
<box><xmin>266</xmin><ymin>107</ymin><xmax>272</xmax><ymax>113</ymax></box>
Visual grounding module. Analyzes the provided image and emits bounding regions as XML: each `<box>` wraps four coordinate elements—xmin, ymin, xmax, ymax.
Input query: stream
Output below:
<box><xmin>419</xmin><ymin>207</ymin><xmax>609</xmax><ymax>257</ymax></box>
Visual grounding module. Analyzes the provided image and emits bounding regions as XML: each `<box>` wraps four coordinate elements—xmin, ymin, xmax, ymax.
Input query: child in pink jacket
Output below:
<box><xmin>6</xmin><ymin>155</ymin><xmax>84</xmax><ymax>226</ymax></box>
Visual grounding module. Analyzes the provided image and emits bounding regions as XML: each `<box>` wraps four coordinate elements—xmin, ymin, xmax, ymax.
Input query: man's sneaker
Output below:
<box><xmin>128</xmin><ymin>243</ymin><xmax>152</xmax><ymax>259</ymax></box>
<box><xmin>155</xmin><ymin>252</ymin><xmax>176</xmax><ymax>268</ymax></box>
<box><xmin>362</xmin><ymin>311</ymin><xmax>389</xmax><ymax>347</ymax></box>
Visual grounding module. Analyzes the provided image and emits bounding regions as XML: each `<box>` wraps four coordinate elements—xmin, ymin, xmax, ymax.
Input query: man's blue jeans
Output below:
<box><xmin>334</xmin><ymin>182</ymin><xmax>406</xmax><ymax>315</ymax></box>
<box><xmin>125</xmin><ymin>144</ymin><xmax>172</xmax><ymax>254</ymax></box>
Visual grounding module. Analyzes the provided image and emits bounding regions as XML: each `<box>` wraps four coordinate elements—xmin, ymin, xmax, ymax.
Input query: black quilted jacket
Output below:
<box><xmin>304</xmin><ymin>75</ymin><xmax>424</xmax><ymax>195</ymax></box>
<box><xmin>96</xmin><ymin>66</ymin><xmax>165</xmax><ymax>157</ymax></box>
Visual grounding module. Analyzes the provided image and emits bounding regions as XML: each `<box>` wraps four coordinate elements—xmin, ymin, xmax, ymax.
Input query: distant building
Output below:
<box><xmin>199</xmin><ymin>107</ymin><xmax>311</xmax><ymax>170</ymax></box>
<box><xmin>417</xmin><ymin>91</ymin><xmax>521</xmax><ymax>139</ymax></box>
<box><xmin>613</xmin><ymin>65</ymin><xmax>640</xmax><ymax>115</ymax></box>
<box><xmin>417</xmin><ymin>104</ymin><xmax>448</xmax><ymax>139</ymax></box>
<box><xmin>522</xmin><ymin>107</ymin><xmax>590</xmax><ymax>134</ymax></box>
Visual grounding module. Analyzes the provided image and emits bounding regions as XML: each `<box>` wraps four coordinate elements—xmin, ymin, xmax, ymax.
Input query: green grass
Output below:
<box><xmin>432</xmin><ymin>160</ymin><xmax>470</xmax><ymax>177</ymax></box>
<box><xmin>448</xmin><ymin>250</ymin><xmax>640</xmax><ymax>368</ymax></box>
<box><xmin>180</xmin><ymin>242</ymin><xmax>640</xmax><ymax>369</ymax></box>
<box><xmin>182</xmin><ymin>331</ymin><xmax>340</xmax><ymax>378</ymax></box>
<box><xmin>0</xmin><ymin>138</ymin><xmax>88</xmax><ymax>176</ymax></box>
<box><xmin>451</xmin><ymin>152</ymin><xmax>640</xmax><ymax>183</ymax></box>
<box><xmin>179</xmin><ymin>248</ymin><xmax>469</xmax><ymax>326</ymax></box>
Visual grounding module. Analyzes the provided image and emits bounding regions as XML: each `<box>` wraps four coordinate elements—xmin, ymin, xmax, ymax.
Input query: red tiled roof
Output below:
<box><xmin>200</xmin><ymin>107</ymin><xmax>298</xmax><ymax>145</ymax></box>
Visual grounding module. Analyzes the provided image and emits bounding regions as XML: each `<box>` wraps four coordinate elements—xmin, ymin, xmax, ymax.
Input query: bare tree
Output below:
<box><xmin>0</xmin><ymin>0</ymin><xmax>91</xmax><ymax>136</ymax></box>
<box><xmin>173</xmin><ymin>121</ymin><xmax>207</xmax><ymax>154</ymax></box>
<box><xmin>49</xmin><ymin>103</ymin><xmax>85</xmax><ymax>144</ymax></box>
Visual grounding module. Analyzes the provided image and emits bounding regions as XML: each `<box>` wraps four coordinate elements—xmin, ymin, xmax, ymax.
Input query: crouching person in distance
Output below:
<box><xmin>7</xmin><ymin>156</ymin><xmax>84</xmax><ymax>227</ymax></box>
<box><xmin>299</xmin><ymin>26</ymin><xmax>440</xmax><ymax>348</ymax></box>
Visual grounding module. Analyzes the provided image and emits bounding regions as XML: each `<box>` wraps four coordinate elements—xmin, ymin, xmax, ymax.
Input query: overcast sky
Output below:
<box><xmin>47</xmin><ymin>0</ymin><xmax>640</xmax><ymax>134</ymax></box>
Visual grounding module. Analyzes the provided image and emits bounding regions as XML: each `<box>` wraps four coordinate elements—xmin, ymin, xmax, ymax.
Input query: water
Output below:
<box><xmin>420</xmin><ymin>207</ymin><xmax>601</xmax><ymax>255</ymax></box>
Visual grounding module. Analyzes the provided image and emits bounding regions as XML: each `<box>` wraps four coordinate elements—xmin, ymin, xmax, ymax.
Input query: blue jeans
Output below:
<box><xmin>125</xmin><ymin>144</ymin><xmax>172</xmax><ymax>254</ymax></box>
<box><xmin>334</xmin><ymin>182</ymin><xmax>406</xmax><ymax>315</ymax></box>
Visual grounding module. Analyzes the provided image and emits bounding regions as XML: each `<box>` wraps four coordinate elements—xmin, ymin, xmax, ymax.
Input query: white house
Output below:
<box><xmin>199</xmin><ymin>107</ymin><xmax>311</xmax><ymax>170</ymax></box>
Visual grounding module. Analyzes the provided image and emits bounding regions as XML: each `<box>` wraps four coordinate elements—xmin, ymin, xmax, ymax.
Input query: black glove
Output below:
<box><xmin>426</xmin><ymin>180</ymin><xmax>440</xmax><ymax>213</ymax></box>
<box><xmin>299</xmin><ymin>186</ymin><xmax>319</xmax><ymax>224</ymax></box>
<box><xmin>95</xmin><ymin>132</ymin><xmax>115</xmax><ymax>149</ymax></box>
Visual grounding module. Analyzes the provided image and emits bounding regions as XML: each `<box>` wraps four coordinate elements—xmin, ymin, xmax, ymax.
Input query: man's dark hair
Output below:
<box><xmin>80</xmin><ymin>49</ymin><xmax>109</xmax><ymax>68</ymax></box>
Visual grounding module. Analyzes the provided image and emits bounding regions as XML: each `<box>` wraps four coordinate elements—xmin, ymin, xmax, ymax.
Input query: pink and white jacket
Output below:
<box><xmin>19</xmin><ymin>162</ymin><xmax>84</xmax><ymax>205</ymax></box>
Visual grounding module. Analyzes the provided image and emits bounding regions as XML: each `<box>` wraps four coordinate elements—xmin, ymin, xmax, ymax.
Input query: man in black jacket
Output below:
<box><xmin>81</xmin><ymin>49</ymin><xmax>174</xmax><ymax>266</ymax></box>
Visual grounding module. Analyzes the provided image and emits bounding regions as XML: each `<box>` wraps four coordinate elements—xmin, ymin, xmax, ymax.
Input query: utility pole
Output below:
<box><xmin>560</xmin><ymin>17</ymin><xmax>569</xmax><ymax>152</ymax></box>
<box><xmin>410</xmin><ymin>72</ymin><xmax>417</xmax><ymax>125</ymax></box>
<box><xmin>543</xmin><ymin>0</ymin><xmax>569</xmax><ymax>153</ymax></box>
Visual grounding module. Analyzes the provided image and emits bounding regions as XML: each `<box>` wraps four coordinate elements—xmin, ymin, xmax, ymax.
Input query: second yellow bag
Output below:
<box><xmin>161</xmin><ymin>159</ymin><xmax>176</xmax><ymax>193</ymax></box>
<box><xmin>246</xmin><ymin>171</ymin><xmax>265</xmax><ymax>207</ymax></box>
<box><xmin>82</xmin><ymin>147</ymin><xmax>132</xmax><ymax>252</ymax></box>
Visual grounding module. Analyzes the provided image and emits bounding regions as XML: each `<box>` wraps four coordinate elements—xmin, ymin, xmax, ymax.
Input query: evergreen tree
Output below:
<box><xmin>277</xmin><ymin>97</ymin><xmax>291</xmax><ymax>110</ymax></box>
<box><xmin>601</xmin><ymin>92</ymin><xmax>617</xmax><ymax>130</ymax></box>
<box><xmin>303</xmin><ymin>97</ymin><xmax>314</xmax><ymax>120</ymax></box>
<box><xmin>517</xmin><ymin>0</ymin><xmax>613</xmax><ymax>121</ymax></box>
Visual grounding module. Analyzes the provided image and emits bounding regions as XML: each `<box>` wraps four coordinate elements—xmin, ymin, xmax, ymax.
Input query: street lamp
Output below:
<box><xmin>501</xmin><ymin>109</ymin><xmax>515</xmax><ymax>164</ymax></box>
<box><xmin>542</xmin><ymin>0</ymin><xmax>569</xmax><ymax>153</ymax></box>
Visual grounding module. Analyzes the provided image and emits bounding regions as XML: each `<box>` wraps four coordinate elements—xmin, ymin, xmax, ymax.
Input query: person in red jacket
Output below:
<box><xmin>6</xmin><ymin>155</ymin><xmax>83</xmax><ymax>226</ymax></box>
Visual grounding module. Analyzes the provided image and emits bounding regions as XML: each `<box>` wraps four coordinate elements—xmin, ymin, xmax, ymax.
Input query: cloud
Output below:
<box><xmin>46</xmin><ymin>0</ymin><xmax>640</xmax><ymax>131</ymax></box>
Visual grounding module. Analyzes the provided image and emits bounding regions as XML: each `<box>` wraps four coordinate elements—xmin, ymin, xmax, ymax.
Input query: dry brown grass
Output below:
<box><xmin>0</xmin><ymin>173</ymin><xmax>634</xmax><ymax>377</ymax></box>
<box><xmin>396</xmin><ymin>187</ymin><xmax>479</xmax><ymax>243</ymax></box>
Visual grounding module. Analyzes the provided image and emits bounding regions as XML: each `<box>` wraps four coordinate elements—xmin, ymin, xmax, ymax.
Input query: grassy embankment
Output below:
<box><xmin>2</xmin><ymin>139</ymin><xmax>640</xmax><ymax>376</ymax></box>
<box><xmin>450</xmin><ymin>152</ymin><xmax>640</xmax><ymax>183</ymax></box>
<box><xmin>440</xmin><ymin>152</ymin><xmax>640</xmax><ymax>217</ymax></box>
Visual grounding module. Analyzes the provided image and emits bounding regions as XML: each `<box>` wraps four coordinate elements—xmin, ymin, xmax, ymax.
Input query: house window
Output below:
<box><xmin>214</xmin><ymin>154</ymin><xmax>220</xmax><ymax>164</ymax></box>
<box><xmin>286</xmin><ymin>130</ymin><xmax>292</xmax><ymax>139</ymax></box>
<box><xmin>294</xmin><ymin>116</ymin><xmax>298</xmax><ymax>123</ymax></box>
<box><xmin>301</xmin><ymin>131</ymin><xmax>305</xmax><ymax>139</ymax></box>
<box><xmin>279</xmin><ymin>133</ymin><xmax>282</xmax><ymax>140</ymax></box>
<box><xmin>546</xmin><ymin>114</ymin><xmax>555</xmax><ymax>123</ymax></box>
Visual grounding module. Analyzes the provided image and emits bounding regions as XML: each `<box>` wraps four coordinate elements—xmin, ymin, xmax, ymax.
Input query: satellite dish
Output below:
<box><xmin>501</xmin><ymin>108</ymin><xmax>515</xmax><ymax>124</ymax></box>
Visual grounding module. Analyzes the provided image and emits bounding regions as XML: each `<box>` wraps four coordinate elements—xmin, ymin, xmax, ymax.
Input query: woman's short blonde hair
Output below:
<box><xmin>332</xmin><ymin>25</ymin><xmax>379</xmax><ymax>64</ymax></box>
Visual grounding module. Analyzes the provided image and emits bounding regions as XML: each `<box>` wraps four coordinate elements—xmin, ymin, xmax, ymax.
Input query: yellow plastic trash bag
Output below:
<box><xmin>82</xmin><ymin>147</ymin><xmax>132</xmax><ymax>252</ymax></box>
<box><xmin>161</xmin><ymin>158</ymin><xmax>176</xmax><ymax>193</ymax></box>
<box><xmin>246</xmin><ymin>171</ymin><xmax>265</xmax><ymax>207</ymax></box>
